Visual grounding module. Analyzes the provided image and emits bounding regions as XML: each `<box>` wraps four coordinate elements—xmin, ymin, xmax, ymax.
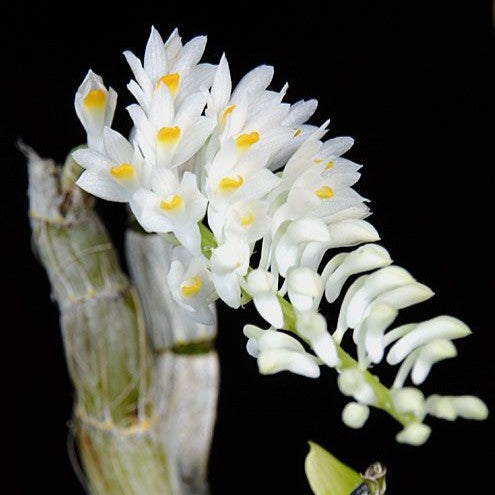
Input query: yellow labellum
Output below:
<box><xmin>157</xmin><ymin>126</ymin><xmax>181</xmax><ymax>144</ymax></box>
<box><xmin>160</xmin><ymin>195</ymin><xmax>183</xmax><ymax>211</ymax></box>
<box><xmin>223</xmin><ymin>104</ymin><xmax>236</xmax><ymax>119</ymax></box>
<box><xmin>180</xmin><ymin>276</ymin><xmax>202</xmax><ymax>297</ymax></box>
<box><xmin>313</xmin><ymin>158</ymin><xmax>323</xmax><ymax>164</ymax></box>
<box><xmin>110</xmin><ymin>163</ymin><xmax>134</xmax><ymax>180</ymax></box>
<box><xmin>218</xmin><ymin>175</ymin><xmax>244</xmax><ymax>191</ymax></box>
<box><xmin>293</xmin><ymin>128</ymin><xmax>302</xmax><ymax>137</ymax></box>
<box><xmin>325</xmin><ymin>161</ymin><xmax>334</xmax><ymax>169</ymax></box>
<box><xmin>83</xmin><ymin>89</ymin><xmax>106</xmax><ymax>109</ymax></box>
<box><xmin>315</xmin><ymin>186</ymin><xmax>334</xmax><ymax>199</ymax></box>
<box><xmin>235</xmin><ymin>131</ymin><xmax>260</xmax><ymax>149</ymax></box>
<box><xmin>240</xmin><ymin>212</ymin><xmax>254</xmax><ymax>227</ymax></box>
<box><xmin>155</xmin><ymin>72</ymin><xmax>180</xmax><ymax>94</ymax></box>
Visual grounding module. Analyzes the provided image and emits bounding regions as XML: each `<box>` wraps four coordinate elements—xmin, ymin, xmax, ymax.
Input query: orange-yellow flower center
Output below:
<box><xmin>218</xmin><ymin>175</ymin><xmax>244</xmax><ymax>191</ymax></box>
<box><xmin>160</xmin><ymin>194</ymin><xmax>183</xmax><ymax>211</ymax></box>
<box><xmin>325</xmin><ymin>161</ymin><xmax>334</xmax><ymax>169</ymax></box>
<box><xmin>157</xmin><ymin>126</ymin><xmax>181</xmax><ymax>145</ymax></box>
<box><xmin>180</xmin><ymin>276</ymin><xmax>201</xmax><ymax>297</ymax></box>
<box><xmin>110</xmin><ymin>163</ymin><xmax>134</xmax><ymax>180</ymax></box>
<box><xmin>235</xmin><ymin>131</ymin><xmax>260</xmax><ymax>149</ymax></box>
<box><xmin>155</xmin><ymin>73</ymin><xmax>180</xmax><ymax>95</ymax></box>
<box><xmin>83</xmin><ymin>89</ymin><xmax>106</xmax><ymax>110</ymax></box>
<box><xmin>240</xmin><ymin>212</ymin><xmax>254</xmax><ymax>227</ymax></box>
<box><xmin>314</xmin><ymin>186</ymin><xmax>334</xmax><ymax>199</ymax></box>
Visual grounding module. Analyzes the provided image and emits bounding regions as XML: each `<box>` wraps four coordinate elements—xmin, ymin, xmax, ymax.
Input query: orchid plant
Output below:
<box><xmin>72</xmin><ymin>26</ymin><xmax>487</xmax><ymax>446</ymax></box>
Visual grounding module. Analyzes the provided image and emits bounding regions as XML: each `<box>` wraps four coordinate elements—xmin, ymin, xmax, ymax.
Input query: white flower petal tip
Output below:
<box><xmin>337</xmin><ymin>369</ymin><xmax>376</xmax><ymax>405</ymax></box>
<box><xmin>387</xmin><ymin>316</ymin><xmax>471</xmax><ymax>365</ymax></box>
<box><xmin>327</xmin><ymin>220</ymin><xmax>380</xmax><ymax>248</ymax></box>
<box><xmin>361</xmin><ymin>303</ymin><xmax>398</xmax><ymax>364</ymax></box>
<box><xmin>396</xmin><ymin>423</ymin><xmax>431</xmax><ymax>446</ymax></box>
<box><xmin>246</xmin><ymin>270</ymin><xmax>283</xmax><ymax>328</ymax></box>
<box><xmin>342</xmin><ymin>402</ymin><xmax>370</xmax><ymax>429</ymax></box>
<box><xmin>324</xmin><ymin>244</ymin><xmax>392</xmax><ymax>303</ymax></box>
<box><xmin>296</xmin><ymin>311</ymin><xmax>339</xmax><ymax>367</ymax></box>
<box><xmin>411</xmin><ymin>339</ymin><xmax>457</xmax><ymax>385</ymax></box>
<box><xmin>346</xmin><ymin>266</ymin><xmax>415</xmax><ymax>329</ymax></box>
<box><xmin>391</xmin><ymin>387</ymin><xmax>425</xmax><ymax>418</ymax></box>
<box><xmin>426</xmin><ymin>395</ymin><xmax>488</xmax><ymax>421</ymax></box>
<box><xmin>257</xmin><ymin>348</ymin><xmax>320</xmax><ymax>378</ymax></box>
<box><xmin>288</xmin><ymin>267</ymin><xmax>322</xmax><ymax>312</ymax></box>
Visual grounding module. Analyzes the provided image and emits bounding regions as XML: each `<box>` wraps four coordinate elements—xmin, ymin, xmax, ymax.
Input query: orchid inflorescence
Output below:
<box><xmin>73</xmin><ymin>26</ymin><xmax>487</xmax><ymax>445</ymax></box>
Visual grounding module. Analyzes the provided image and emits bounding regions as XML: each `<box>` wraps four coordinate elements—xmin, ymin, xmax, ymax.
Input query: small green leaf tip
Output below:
<box><xmin>305</xmin><ymin>441</ymin><xmax>362</xmax><ymax>495</ymax></box>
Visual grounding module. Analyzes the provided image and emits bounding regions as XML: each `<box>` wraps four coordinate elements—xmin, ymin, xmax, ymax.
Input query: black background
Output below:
<box><xmin>3</xmin><ymin>2</ymin><xmax>494</xmax><ymax>494</ymax></box>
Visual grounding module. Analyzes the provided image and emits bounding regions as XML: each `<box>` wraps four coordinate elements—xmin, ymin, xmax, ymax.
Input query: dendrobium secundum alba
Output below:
<box><xmin>73</xmin><ymin>26</ymin><xmax>488</xmax><ymax>445</ymax></box>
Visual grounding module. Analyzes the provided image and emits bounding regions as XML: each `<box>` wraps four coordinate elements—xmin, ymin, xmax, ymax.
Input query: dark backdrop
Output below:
<box><xmin>4</xmin><ymin>2</ymin><xmax>494</xmax><ymax>494</ymax></box>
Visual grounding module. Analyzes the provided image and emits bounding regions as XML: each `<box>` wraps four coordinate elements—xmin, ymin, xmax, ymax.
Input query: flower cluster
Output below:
<box><xmin>73</xmin><ymin>27</ymin><xmax>487</xmax><ymax>445</ymax></box>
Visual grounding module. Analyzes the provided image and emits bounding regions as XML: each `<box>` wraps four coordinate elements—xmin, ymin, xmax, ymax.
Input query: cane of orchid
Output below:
<box><xmin>73</xmin><ymin>26</ymin><xmax>487</xmax><ymax>446</ymax></box>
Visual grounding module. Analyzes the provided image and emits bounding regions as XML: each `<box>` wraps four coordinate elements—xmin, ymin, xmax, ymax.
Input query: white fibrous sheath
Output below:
<box><xmin>73</xmin><ymin>26</ymin><xmax>488</xmax><ymax>445</ymax></box>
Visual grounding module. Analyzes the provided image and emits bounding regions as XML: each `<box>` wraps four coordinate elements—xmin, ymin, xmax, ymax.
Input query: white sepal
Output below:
<box><xmin>387</xmin><ymin>316</ymin><xmax>471</xmax><ymax>365</ymax></box>
<box><xmin>411</xmin><ymin>339</ymin><xmax>457</xmax><ymax>385</ymax></box>
<box><xmin>245</xmin><ymin>269</ymin><xmax>283</xmax><ymax>328</ymax></box>
<box><xmin>296</xmin><ymin>311</ymin><xmax>339</xmax><ymax>367</ymax></box>
<box><xmin>287</xmin><ymin>267</ymin><xmax>322</xmax><ymax>312</ymax></box>
<box><xmin>337</xmin><ymin>369</ymin><xmax>376</xmax><ymax>405</ymax></box>
<box><xmin>391</xmin><ymin>387</ymin><xmax>425</xmax><ymax>418</ymax></box>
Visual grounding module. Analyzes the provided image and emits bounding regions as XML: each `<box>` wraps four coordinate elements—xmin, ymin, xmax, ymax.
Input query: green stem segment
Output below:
<box><xmin>200</xmin><ymin>222</ymin><xmax>414</xmax><ymax>428</ymax></box>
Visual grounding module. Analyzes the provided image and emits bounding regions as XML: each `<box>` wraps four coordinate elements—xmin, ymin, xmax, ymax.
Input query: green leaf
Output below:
<box><xmin>305</xmin><ymin>442</ymin><xmax>362</xmax><ymax>495</ymax></box>
<box><xmin>199</xmin><ymin>222</ymin><xmax>218</xmax><ymax>259</ymax></box>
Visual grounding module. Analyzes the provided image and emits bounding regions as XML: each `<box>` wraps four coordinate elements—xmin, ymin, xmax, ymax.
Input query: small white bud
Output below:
<box><xmin>342</xmin><ymin>402</ymin><xmax>370</xmax><ymax>429</ymax></box>
<box><xmin>396</xmin><ymin>423</ymin><xmax>431</xmax><ymax>446</ymax></box>
<box><xmin>425</xmin><ymin>395</ymin><xmax>457</xmax><ymax>421</ymax></box>
<box><xmin>450</xmin><ymin>396</ymin><xmax>488</xmax><ymax>420</ymax></box>
<box><xmin>391</xmin><ymin>387</ymin><xmax>425</xmax><ymax>418</ymax></box>
<box><xmin>337</xmin><ymin>369</ymin><xmax>376</xmax><ymax>405</ymax></box>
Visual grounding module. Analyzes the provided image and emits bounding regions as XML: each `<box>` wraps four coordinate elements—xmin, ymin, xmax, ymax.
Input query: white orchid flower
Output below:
<box><xmin>124</xmin><ymin>26</ymin><xmax>215</xmax><ymax>112</ymax></box>
<box><xmin>210</xmin><ymin>239</ymin><xmax>250</xmax><ymax>308</ymax></box>
<box><xmin>244</xmin><ymin>269</ymin><xmax>283</xmax><ymax>328</ymax></box>
<box><xmin>74</xmin><ymin>70</ymin><xmax>117</xmax><ymax>153</ymax></box>
<box><xmin>243</xmin><ymin>325</ymin><xmax>320</xmax><ymax>378</ymax></box>
<box><xmin>167</xmin><ymin>247</ymin><xmax>217</xmax><ymax>325</ymax></box>
<box><xmin>127</xmin><ymin>86</ymin><xmax>215</xmax><ymax>169</ymax></box>
<box><xmin>131</xmin><ymin>169</ymin><xmax>207</xmax><ymax>254</ymax></box>
<box><xmin>222</xmin><ymin>199</ymin><xmax>271</xmax><ymax>245</ymax></box>
<box><xmin>73</xmin><ymin>127</ymin><xmax>147</xmax><ymax>202</ymax></box>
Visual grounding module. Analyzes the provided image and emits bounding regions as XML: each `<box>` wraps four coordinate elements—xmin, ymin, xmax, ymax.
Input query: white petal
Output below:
<box><xmin>411</xmin><ymin>339</ymin><xmax>457</xmax><ymax>385</ymax></box>
<box><xmin>175</xmin><ymin>91</ymin><xmax>208</xmax><ymax>130</ymax></box>
<box><xmin>76</xmin><ymin>169</ymin><xmax>130</xmax><ymax>202</ymax></box>
<box><xmin>387</xmin><ymin>316</ymin><xmax>471</xmax><ymax>365</ymax></box>
<box><xmin>342</xmin><ymin>402</ymin><xmax>369</xmax><ymax>429</ymax></box>
<box><xmin>173</xmin><ymin>36</ymin><xmax>207</xmax><ymax>75</ymax></box>
<box><xmin>320</xmin><ymin>136</ymin><xmax>355</xmax><ymax>157</ymax></box>
<box><xmin>212</xmin><ymin>272</ymin><xmax>241</xmax><ymax>308</ymax></box>
<box><xmin>173</xmin><ymin>117</ymin><xmax>215</xmax><ymax>166</ymax></box>
<box><xmin>396</xmin><ymin>423</ymin><xmax>431</xmax><ymax>446</ymax></box>
<box><xmin>258</xmin><ymin>330</ymin><xmax>305</xmax><ymax>352</ymax></box>
<box><xmin>246</xmin><ymin>269</ymin><xmax>274</xmax><ymax>295</ymax></box>
<box><xmin>149</xmin><ymin>83</ymin><xmax>174</xmax><ymax>127</ymax></box>
<box><xmin>296</xmin><ymin>311</ymin><xmax>339</xmax><ymax>367</ymax></box>
<box><xmin>72</xmin><ymin>148</ymin><xmax>111</xmax><ymax>171</ymax></box>
<box><xmin>231</xmin><ymin>65</ymin><xmax>274</xmax><ymax>103</ymax></box>
<box><xmin>124</xmin><ymin>50</ymin><xmax>152</xmax><ymax>97</ymax></box>
<box><xmin>373</xmin><ymin>283</ymin><xmax>434</xmax><ymax>311</ymax></box>
<box><xmin>360</xmin><ymin>303</ymin><xmax>398</xmax><ymax>363</ymax></box>
<box><xmin>103</xmin><ymin>127</ymin><xmax>134</xmax><ymax>163</ymax></box>
<box><xmin>209</xmin><ymin>53</ymin><xmax>231</xmax><ymax>112</ymax></box>
<box><xmin>144</xmin><ymin>26</ymin><xmax>168</xmax><ymax>81</ymax></box>
<box><xmin>176</xmin><ymin>63</ymin><xmax>216</xmax><ymax>107</ymax></box>
<box><xmin>130</xmin><ymin>188</ymin><xmax>172</xmax><ymax>233</ymax></box>
<box><xmin>174</xmin><ymin>224</ymin><xmax>202</xmax><ymax>255</ymax></box>
<box><xmin>253</xmin><ymin>293</ymin><xmax>283</xmax><ymax>329</ymax></box>
<box><xmin>283</xmin><ymin>99</ymin><xmax>318</xmax><ymax>126</ymax></box>
<box><xmin>186</xmin><ymin>304</ymin><xmax>215</xmax><ymax>326</ymax></box>
<box><xmin>346</xmin><ymin>266</ymin><xmax>415</xmax><ymax>329</ymax></box>
<box><xmin>337</xmin><ymin>369</ymin><xmax>375</xmax><ymax>405</ymax></box>
<box><xmin>425</xmin><ymin>395</ymin><xmax>457</xmax><ymax>420</ymax></box>
<box><xmin>326</xmin><ymin>219</ymin><xmax>380</xmax><ymax>249</ymax></box>
<box><xmin>257</xmin><ymin>348</ymin><xmax>320</xmax><ymax>378</ymax></box>
<box><xmin>325</xmin><ymin>244</ymin><xmax>392</xmax><ymax>303</ymax></box>
<box><xmin>450</xmin><ymin>396</ymin><xmax>488</xmax><ymax>420</ymax></box>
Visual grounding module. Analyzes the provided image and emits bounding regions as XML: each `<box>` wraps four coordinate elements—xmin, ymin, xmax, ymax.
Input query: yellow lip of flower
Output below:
<box><xmin>235</xmin><ymin>131</ymin><xmax>260</xmax><ymax>150</ymax></box>
<box><xmin>240</xmin><ymin>212</ymin><xmax>254</xmax><ymax>227</ymax></box>
<box><xmin>313</xmin><ymin>158</ymin><xmax>323</xmax><ymax>164</ymax></box>
<box><xmin>223</xmin><ymin>104</ymin><xmax>236</xmax><ymax>119</ymax></box>
<box><xmin>160</xmin><ymin>194</ymin><xmax>183</xmax><ymax>211</ymax></box>
<box><xmin>218</xmin><ymin>175</ymin><xmax>244</xmax><ymax>191</ymax></box>
<box><xmin>314</xmin><ymin>186</ymin><xmax>334</xmax><ymax>199</ymax></box>
<box><xmin>155</xmin><ymin>72</ymin><xmax>180</xmax><ymax>95</ymax></box>
<box><xmin>180</xmin><ymin>276</ymin><xmax>202</xmax><ymax>297</ymax></box>
<box><xmin>83</xmin><ymin>89</ymin><xmax>106</xmax><ymax>110</ymax></box>
<box><xmin>110</xmin><ymin>163</ymin><xmax>135</xmax><ymax>180</ymax></box>
<box><xmin>293</xmin><ymin>128</ymin><xmax>302</xmax><ymax>137</ymax></box>
<box><xmin>157</xmin><ymin>126</ymin><xmax>181</xmax><ymax>145</ymax></box>
<box><xmin>325</xmin><ymin>161</ymin><xmax>334</xmax><ymax>169</ymax></box>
